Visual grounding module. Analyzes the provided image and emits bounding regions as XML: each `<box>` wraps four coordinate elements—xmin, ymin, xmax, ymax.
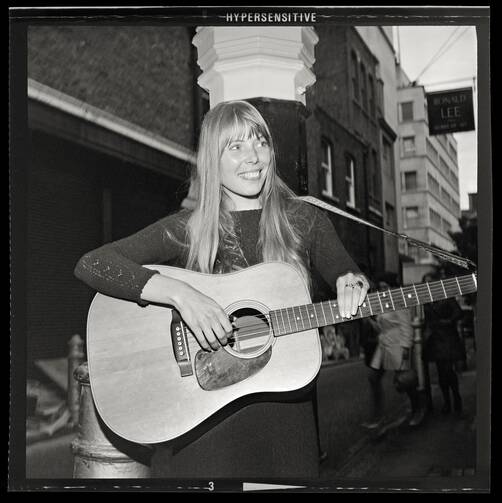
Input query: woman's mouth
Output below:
<box><xmin>239</xmin><ymin>170</ymin><xmax>262</xmax><ymax>180</ymax></box>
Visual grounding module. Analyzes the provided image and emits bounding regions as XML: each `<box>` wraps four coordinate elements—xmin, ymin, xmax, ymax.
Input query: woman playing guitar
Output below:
<box><xmin>75</xmin><ymin>100</ymin><xmax>370</xmax><ymax>478</ymax></box>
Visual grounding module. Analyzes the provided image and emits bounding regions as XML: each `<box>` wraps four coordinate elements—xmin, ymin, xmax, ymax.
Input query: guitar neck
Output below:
<box><xmin>269</xmin><ymin>273</ymin><xmax>477</xmax><ymax>337</ymax></box>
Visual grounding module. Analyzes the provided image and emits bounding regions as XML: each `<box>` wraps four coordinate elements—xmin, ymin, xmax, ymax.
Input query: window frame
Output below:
<box><xmin>345</xmin><ymin>155</ymin><xmax>357</xmax><ymax>209</ymax></box>
<box><xmin>320</xmin><ymin>137</ymin><xmax>335</xmax><ymax>199</ymax></box>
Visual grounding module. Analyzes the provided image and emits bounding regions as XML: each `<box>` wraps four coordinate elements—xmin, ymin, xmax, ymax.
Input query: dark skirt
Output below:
<box><xmin>150</xmin><ymin>387</ymin><xmax>320</xmax><ymax>479</ymax></box>
<box><xmin>423</xmin><ymin>331</ymin><xmax>465</xmax><ymax>363</ymax></box>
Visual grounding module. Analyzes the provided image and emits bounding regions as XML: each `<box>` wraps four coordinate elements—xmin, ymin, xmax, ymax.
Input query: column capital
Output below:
<box><xmin>193</xmin><ymin>26</ymin><xmax>319</xmax><ymax>107</ymax></box>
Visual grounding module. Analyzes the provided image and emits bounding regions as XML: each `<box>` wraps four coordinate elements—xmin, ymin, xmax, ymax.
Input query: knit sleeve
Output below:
<box><xmin>74</xmin><ymin>210</ymin><xmax>190</xmax><ymax>304</ymax></box>
<box><xmin>307</xmin><ymin>206</ymin><xmax>361</xmax><ymax>290</ymax></box>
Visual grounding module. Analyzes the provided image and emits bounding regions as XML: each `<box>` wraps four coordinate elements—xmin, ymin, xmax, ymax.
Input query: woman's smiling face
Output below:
<box><xmin>219</xmin><ymin>134</ymin><xmax>271</xmax><ymax>210</ymax></box>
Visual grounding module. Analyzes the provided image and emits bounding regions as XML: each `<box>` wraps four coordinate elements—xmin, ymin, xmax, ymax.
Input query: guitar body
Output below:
<box><xmin>86</xmin><ymin>262</ymin><xmax>322</xmax><ymax>444</ymax></box>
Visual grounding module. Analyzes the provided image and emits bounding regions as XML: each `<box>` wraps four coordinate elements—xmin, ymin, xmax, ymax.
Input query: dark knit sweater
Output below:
<box><xmin>74</xmin><ymin>199</ymin><xmax>359</xmax><ymax>479</ymax></box>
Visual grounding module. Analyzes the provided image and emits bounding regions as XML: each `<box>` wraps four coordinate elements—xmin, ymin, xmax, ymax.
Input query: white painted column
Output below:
<box><xmin>192</xmin><ymin>26</ymin><xmax>319</xmax><ymax>108</ymax></box>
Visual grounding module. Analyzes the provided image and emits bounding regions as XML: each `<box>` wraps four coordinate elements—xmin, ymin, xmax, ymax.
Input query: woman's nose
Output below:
<box><xmin>245</xmin><ymin>145</ymin><xmax>259</xmax><ymax>163</ymax></box>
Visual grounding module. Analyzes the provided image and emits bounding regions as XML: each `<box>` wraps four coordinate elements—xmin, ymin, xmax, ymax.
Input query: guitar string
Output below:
<box><xmin>214</xmin><ymin>276</ymin><xmax>475</xmax><ymax>330</ymax></box>
<box><xmin>184</xmin><ymin>277</ymin><xmax>476</xmax><ymax>345</ymax></box>
<box><xmin>221</xmin><ymin>277</ymin><xmax>475</xmax><ymax>331</ymax></box>
<box><xmin>181</xmin><ymin>276</ymin><xmax>476</xmax><ymax>350</ymax></box>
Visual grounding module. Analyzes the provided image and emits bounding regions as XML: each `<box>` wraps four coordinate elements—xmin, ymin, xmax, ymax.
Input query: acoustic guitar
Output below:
<box><xmin>86</xmin><ymin>262</ymin><xmax>477</xmax><ymax>444</ymax></box>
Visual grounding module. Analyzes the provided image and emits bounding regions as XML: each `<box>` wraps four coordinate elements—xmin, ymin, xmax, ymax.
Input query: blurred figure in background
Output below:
<box><xmin>422</xmin><ymin>267</ymin><xmax>465</xmax><ymax>415</ymax></box>
<box><xmin>362</xmin><ymin>273</ymin><xmax>424</xmax><ymax>429</ymax></box>
<box><xmin>321</xmin><ymin>325</ymin><xmax>350</xmax><ymax>362</ymax></box>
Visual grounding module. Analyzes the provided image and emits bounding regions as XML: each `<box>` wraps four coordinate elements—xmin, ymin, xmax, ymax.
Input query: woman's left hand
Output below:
<box><xmin>336</xmin><ymin>272</ymin><xmax>370</xmax><ymax>319</ymax></box>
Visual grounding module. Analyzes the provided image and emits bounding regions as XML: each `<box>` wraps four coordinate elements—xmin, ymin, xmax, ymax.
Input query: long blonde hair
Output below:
<box><xmin>186</xmin><ymin>100</ymin><xmax>309</xmax><ymax>285</ymax></box>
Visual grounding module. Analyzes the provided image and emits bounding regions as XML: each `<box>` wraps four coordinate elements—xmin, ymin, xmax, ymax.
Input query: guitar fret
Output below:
<box><xmin>300</xmin><ymin>305</ymin><xmax>310</xmax><ymax>330</ymax></box>
<box><xmin>271</xmin><ymin>310</ymin><xmax>281</xmax><ymax>336</ymax></box>
<box><xmin>312</xmin><ymin>304</ymin><xmax>320</xmax><ymax>327</ymax></box>
<box><xmin>365</xmin><ymin>296</ymin><xmax>374</xmax><ymax>315</ymax></box>
<box><xmin>292</xmin><ymin>306</ymin><xmax>300</xmax><ymax>333</ymax></box>
<box><xmin>412</xmin><ymin>283</ymin><xmax>420</xmax><ymax>305</ymax></box>
<box><xmin>376</xmin><ymin>291</ymin><xmax>384</xmax><ymax>313</ymax></box>
<box><xmin>297</xmin><ymin>305</ymin><xmax>306</xmax><ymax>331</ymax></box>
<box><xmin>426</xmin><ymin>282</ymin><xmax>433</xmax><ymax>302</ymax></box>
<box><xmin>455</xmin><ymin>277</ymin><xmax>463</xmax><ymax>296</ymax></box>
<box><xmin>278</xmin><ymin>309</ymin><xmax>286</xmax><ymax>336</ymax></box>
<box><xmin>320</xmin><ymin>302</ymin><xmax>328</xmax><ymax>327</ymax></box>
<box><xmin>388</xmin><ymin>289</ymin><xmax>396</xmax><ymax>311</ymax></box>
<box><xmin>440</xmin><ymin>280</ymin><xmax>447</xmax><ymax>298</ymax></box>
<box><xmin>400</xmin><ymin>287</ymin><xmax>407</xmax><ymax>308</ymax></box>
<box><xmin>328</xmin><ymin>300</ymin><xmax>338</xmax><ymax>324</ymax></box>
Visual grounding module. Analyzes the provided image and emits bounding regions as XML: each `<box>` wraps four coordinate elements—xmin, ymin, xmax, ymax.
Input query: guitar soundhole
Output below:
<box><xmin>228</xmin><ymin>307</ymin><xmax>271</xmax><ymax>357</ymax></box>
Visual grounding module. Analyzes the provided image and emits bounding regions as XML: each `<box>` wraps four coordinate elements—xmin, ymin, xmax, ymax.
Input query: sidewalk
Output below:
<box><xmin>321</xmin><ymin>369</ymin><xmax>477</xmax><ymax>481</ymax></box>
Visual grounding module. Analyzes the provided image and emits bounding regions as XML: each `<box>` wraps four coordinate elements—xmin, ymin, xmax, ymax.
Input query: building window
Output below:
<box><xmin>439</xmin><ymin>156</ymin><xmax>450</xmax><ymax>178</ymax></box>
<box><xmin>429</xmin><ymin>208</ymin><xmax>442</xmax><ymax>229</ymax></box>
<box><xmin>369</xmin><ymin>74</ymin><xmax>375</xmax><ymax>117</ymax></box>
<box><xmin>360</xmin><ymin>62</ymin><xmax>368</xmax><ymax>110</ymax></box>
<box><xmin>427</xmin><ymin>173</ymin><xmax>440</xmax><ymax>196</ymax></box>
<box><xmin>385</xmin><ymin>202</ymin><xmax>396</xmax><ymax>229</ymax></box>
<box><xmin>403</xmin><ymin>171</ymin><xmax>418</xmax><ymax>191</ymax></box>
<box><xmin>404</xmin><ymin>206</ymin><xmax>420</xmax><ymax>228</ymax></box>
<box><xmin>400</xmin><ymin>101</ymin><xmax>414</xmax><ymax>122</ymax></box>
<box><xmin>441</xmin><ymin>187</ymin><xmax>451</xmax><ymax>207</ymax></box>
<box><xmin>320</xmin><ymin>138</ymin><xmax>334</xmax><ymax>199</ymax></box>
<box><xmin>351</xmin><ymin>51</ymin><xmax>359</xmax><ymax>102</ymax></box>
<box><xmin>345</xmin><ymin>155</ymin><xmax>356</xmax><ymax>208</ymax></box>
<box><xmin>367</xmin><ymin>150</ymin><xmax>380</xmax><ymax>209</ymax></box>
<box><xmin>426</xmin><ymin>138</ymin><xmax>438</xmax><ymax>165</ymax></box>
<box><xmin>382</xmin><ymin>137</ymin><xmax>394</xmax><ymax>180</ymax></box>
<box><xmin>442</xmin><ymin>218</ymin><xmax>452</xmax><ymax>236</ymax></box>
<box><xmin>402</xmin><ymin>136</ymin><xmax>416</xmax><ymax>154</ymax></box>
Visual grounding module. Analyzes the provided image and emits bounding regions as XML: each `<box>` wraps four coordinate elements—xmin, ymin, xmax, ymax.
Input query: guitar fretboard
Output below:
<box><xmin>269</xmin><ymin>273</ymin><xmax>477</xmax><ymax>337</ymax></box>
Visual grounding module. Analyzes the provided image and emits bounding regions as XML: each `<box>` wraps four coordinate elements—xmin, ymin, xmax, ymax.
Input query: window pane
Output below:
<box><xmin>351</xmin><ymin>52</ymin><xmax>359</xmax><ymax>99</ymax></box>
<box><xmin>345</xmin><ymin>157</ymin><xmax>356</xmax><ymax>207</ymax></box>
<box><xmin>404</xmin><ymin>171</ymin><xmax>418</xmax><ymax>191</ymax></box>
<box><xmin>321</xmin><ymin>138</ymin><xmax>333</xmax><ymax>197</ymax></box>
<box><xmin>403</xmin><ymin>136</ymin><xmax>416</xmax><ymax>153</ymax></box>
<box><xmin>401</xmin><ymin>101</ymin><xmax>414</xmax><ymax>121</ymax></box>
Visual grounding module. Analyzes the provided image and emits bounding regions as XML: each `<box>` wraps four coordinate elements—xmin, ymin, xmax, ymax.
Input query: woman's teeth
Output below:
<box><xmin>240</xmin><ymin>171</ymin><xmax>261</xmax><ymax>180</ymax></box>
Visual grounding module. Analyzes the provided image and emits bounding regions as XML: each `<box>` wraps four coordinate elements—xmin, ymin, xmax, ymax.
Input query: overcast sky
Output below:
<box><xmin>394</xmin><ymin>25</ymin><xmax>478</xmax><ymax>210</ymax></box>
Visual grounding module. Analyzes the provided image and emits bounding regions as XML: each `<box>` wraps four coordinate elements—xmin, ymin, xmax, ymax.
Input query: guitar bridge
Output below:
<box><xmin>170</xmin><ymin>310</ymin><xmax>193</xmax><ymax>377</ymax></box>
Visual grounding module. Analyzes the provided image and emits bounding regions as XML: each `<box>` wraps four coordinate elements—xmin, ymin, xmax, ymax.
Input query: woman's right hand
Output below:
<box><xmin>171</xmin><ymin>282</ymin><xmax>234</xmax><ymax>352</ymax></box>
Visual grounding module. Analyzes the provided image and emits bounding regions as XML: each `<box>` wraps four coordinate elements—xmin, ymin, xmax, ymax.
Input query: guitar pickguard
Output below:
<box><xmin>194</xmin><ymin>347</ymin><xmax>272</xmax><ymax>391</ymax></box>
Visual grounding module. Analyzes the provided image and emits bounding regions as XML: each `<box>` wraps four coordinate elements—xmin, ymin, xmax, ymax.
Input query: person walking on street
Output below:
<box><xmin>362</xmin><ymin>273</ymin><xmax>424</xmax><ymax>429</ymax></box>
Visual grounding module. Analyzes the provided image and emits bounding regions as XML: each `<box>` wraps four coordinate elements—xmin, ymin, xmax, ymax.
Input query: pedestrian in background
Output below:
<box><xmin>422</xmin><ymin>268</ymin><xmax>465</xmax><ymax>415</ymax></box>
<box><xmin>362</xmin><ymin>273</ymin><xmax>424</xmax><ymax>429</ymax></box>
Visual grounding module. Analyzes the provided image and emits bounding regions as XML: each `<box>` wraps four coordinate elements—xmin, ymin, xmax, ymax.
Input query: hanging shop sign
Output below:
<box><xmin>426</xmin><ymin>87</ymin><xmax>475</xmax><ymax>135</ymax></box>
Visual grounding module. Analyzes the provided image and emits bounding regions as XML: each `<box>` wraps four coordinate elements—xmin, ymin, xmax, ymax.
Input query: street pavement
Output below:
<box><xmin>316</xmin><ymin>361</ymin><xmax>488</xmax><ymax>491</ymax></box>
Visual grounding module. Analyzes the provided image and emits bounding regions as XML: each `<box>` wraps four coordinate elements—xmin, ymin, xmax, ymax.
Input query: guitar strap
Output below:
<box><xmin>299</xmin><ymin>195</ymin><xmax>477</xmax><ymax>271</ymax></box>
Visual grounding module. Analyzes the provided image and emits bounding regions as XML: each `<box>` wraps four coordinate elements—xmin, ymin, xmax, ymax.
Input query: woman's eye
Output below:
<box><xmin>228</xmin><ymin>144</ymin><xmax>240</xmax><ymax>150</ymax></box>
